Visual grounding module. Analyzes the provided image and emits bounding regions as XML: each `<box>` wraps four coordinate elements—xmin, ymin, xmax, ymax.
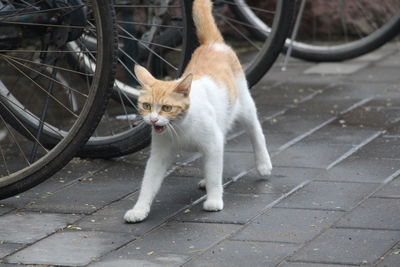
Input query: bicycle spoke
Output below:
<box><xmin>119</xmin><ymin>35</ymin><xmax>182</xmax><ymax>52</ymax></box>
<box><xmin>2</xmin><ymin>56</ymin><xmax>79</xmax><ymax>118</ymax></box>
<box><xmin>215</xmin><ymin>13</ymin><xmax>261</xmax><ymax>50</ymax></box>
<box><xmin>2</xmin><ymin>54</ymin><xmax>88</xmax><ymax>98</ymax></box>
<box><xmin>117</xmin><ymin>24</ymin><xmax>178</xmax><ymax>71</ymax></box>
<box><xmin>116</xmin><ymin>20</ymin><xmax>183</xmax><ymax>29</ymax></box>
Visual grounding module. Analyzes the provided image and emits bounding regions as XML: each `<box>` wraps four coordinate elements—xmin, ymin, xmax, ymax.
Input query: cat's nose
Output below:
<box><xmin>150</xmin><ymin>118</ymin><xmax>158</xmax><ymax>124</ymax></box>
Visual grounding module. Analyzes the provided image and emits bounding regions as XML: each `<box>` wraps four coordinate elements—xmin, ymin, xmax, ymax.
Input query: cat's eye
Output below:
<box><xmin>161</xmin><ymin>105</ymin><xmax>172</xmax><ymax>112</ymax></box>
<box><xmin>142</xmin><ymin>102</ymin><xmax>151</xmax><ymax>110</ymax></box>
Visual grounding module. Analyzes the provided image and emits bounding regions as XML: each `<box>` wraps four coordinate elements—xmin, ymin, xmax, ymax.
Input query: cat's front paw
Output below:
<box><xmin>124</xmin><ymin>207</ymin><xmax>149</xmax><ymax>223</ymax></box>
<box><xmin>257</xmin><ymin>162</ymin><xmax>272</xmax><ymax>176</ymax></box>
<box><xmin>203</xmin><ymin>198</ymin><xmax>223</xmax><ymax>211</ymax></box>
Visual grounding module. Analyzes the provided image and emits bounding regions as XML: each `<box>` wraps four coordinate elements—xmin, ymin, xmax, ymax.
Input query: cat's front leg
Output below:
<box><xmin>124</xmin><ymin>140</ymin><xmax>174</xmax><ymax>223</ymax></box>
<box><xmin>202</xmin><ymin>132</ymin><xmax>224</xmax><ymax>211</ymax></box>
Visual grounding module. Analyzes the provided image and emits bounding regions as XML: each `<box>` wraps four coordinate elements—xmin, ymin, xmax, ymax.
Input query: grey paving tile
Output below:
<box><xmin>291</xmin><ymin>98</ymin><xmax>362</xmax><ymax>116</ymax></box>
<box><xmin>225</xmin><ymin>167</ymin><xmax>320</xmax><ymax>195</ymax></box>
<box><xmin>374</xmin><ymin>177</ymin><xmax>400</xmax><ymax>198</ymax></box>
<box><xmin>335</xmin><ymin>198</ymin><xmax>400</xmax><ymax>230</ymax></box>
<box><xmin>264</xmin><ymin>113</ymin><xmax>333</xmax><ymax>136</ymax></box>
<box><xmin>281</xmin><ymin>262</ymin><xmax>354</xmax><ymax>267</ymax></box>
<box><xmin>6</xmin><ymin>231</ymin><xmax>133</xmax><ymax>266</ymax></box>
<box><xmin>349</xmin><ymin>67</ymin><xmax>400</xmax><ymax>82</ymax></box>
<box><xmin>300</xmin><ymin>125</ymin><xmax>379</xmax><ymax>145</ymax></box>
<box><xmin>0</xmin><ymin>212</ymin><xmax>79</xmax><ymax>244</ymax></box>
<box><xmin>339</xmin><ymin>105</ymin><xmax>400</xmax><ymax>128</ymax></box>
<box><xmin>225</xmin><ymin>131</ymin><xmax>286</xmax><ymax>154</ymax></box>
<box><xmin>351</xmin><ymin>137</ymin><xmax>400</xmax><ymax>160</ymax></box>
<box><xmin>78</xmin><ymin>176</ymin><xmax>204</xmax><ymax>235</ymax></box>
<box><xmin>0</xmin><ymin>206</ymin><xmax>12</xmax><ymax>216</ymax></box>
<box><xmin>174</xmin><ymin>192</ymin><xmax>280</xmax><ymax>224</ymax></box>
<box><xmin>231</xmin><ymin>208</ymin><xmax>343</xmax><ymax>244</ymax></box>
<box><xmin>187</xmin><ymin>240</ymin><xmax>298</xmax><ymax>267</ymax></box>
<box><xmin>273</xmin><ymin>143</ymin><xmax>352</xmax><ymax>169</ymax></box>
<box><xmin>172</xmin><ymin>152</ymin><xmax>256</xmax><ymax>179</ymax></box>
<box><xmin>376</xmin><ymin>243</ymin><xmax>400</xmax><ymax>267</ymax></box>
<box><xmin>92</xmin><ymin>222</ymin><xmax>239</xmax><ymax>266</ymax></box>
<box><xmin>0</xmin><ymin>159</ymin><xmax>112</xmax><ymax>208</ymax></box>
<box><xmin>290</xmin><ymin>228</ymin><xmax>400</xmax><ymax>265</ymax></box>
<box><xmin>304</xmin><ymin>63</ymin><xmax>367</xmax><ymax>75</ymax></box>
<box><xmin>22</xmin><ymin>163</ymin><xmax>143</xmax><ymax>214</ymax></box>
<box><xmin>317</xmin><ymin>157</ymin><xmax>399</xmax><ymax>183</ymax></box>
<box><xmin>0</xmin><ymin>243</ymin><xmax>24</xmax><ymax>258</ymax></box>
<box><xmin>276</xmin><ymin>181</ymin><xmax>378</xmax><ymax>211</ymax></box>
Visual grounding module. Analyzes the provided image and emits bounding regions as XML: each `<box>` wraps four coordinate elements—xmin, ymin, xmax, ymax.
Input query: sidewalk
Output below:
<box><xmin>1</xmin><ymin>43</ymin><xmax>400</xmax><ymax>267</ymax></box>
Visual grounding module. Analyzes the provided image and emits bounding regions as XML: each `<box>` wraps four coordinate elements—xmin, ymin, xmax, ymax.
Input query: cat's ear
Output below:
<box><xmin>134</xmin><ymin>65</ymin><xmax>155</xmax><ymax>88</ymax></box>
<box><xmin>174</xmin><ymin>73</ymin><xmax>193</xmax><ymax>97</ymax></box>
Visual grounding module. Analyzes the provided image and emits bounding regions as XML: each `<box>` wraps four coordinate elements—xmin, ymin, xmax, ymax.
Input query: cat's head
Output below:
<box><xmin>134</xmin><ymin>65</ymin><xmax>192</xmax><ymax>134</ymax></box>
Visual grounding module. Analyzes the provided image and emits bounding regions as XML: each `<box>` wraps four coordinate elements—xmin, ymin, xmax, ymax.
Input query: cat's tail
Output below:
<box><xmin>193</xmin><ymin>0</ymin><xmax>224</xmax><ymax>44</ymax></box>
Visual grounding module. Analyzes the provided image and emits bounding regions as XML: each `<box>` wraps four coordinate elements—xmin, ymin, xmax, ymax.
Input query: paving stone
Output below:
<box><xmin>265</xmin><ymin>113</ymin><xmax>333</xmax><ymax>136</ymax></box>
<box><xmin>376</xmin><ymin>243</ymin><xmax>400</xmax><ymax>267</ymax></box>
<box><xmin>0</xmin><ymin>243</ymin><xmax>24</xmax><ymax>258</ymax></box>
<box><xmin>291</xmin><ymin>98</ymin><xmax>361</xmax><ymax>116</ymax></box>
<box><xmin>91</xmin><ymin>255</ymin><xmax>188</xmax><ymax>267</ymax></box>
<box><xmin>304</xmin><ymin>63</ymin><xmax>367</xmax><ymax>75</ymax></box>
<box><xmin>335</xmin><ymin>198</ymin><xmax>400</xmax><ymax>230</ymax></box>
<box><xmin>187</xmin><ymin>240</ymin><xmax>298</xmax><ymax>267</ymax></box>
<box><xmin>349</xmin><ymin>67</ymin><xmax>400</xmax><ymax>82</ymax></box>
<box><xmin>281</xmin><ymin>262</ymin><xmax>354</xmax><ymax>267</ymax></box>
<box><xmin>232</xmin><ymin>208</ymin><xmax>343</xmax><ymax>243</ymax></box>
<box><xmin>0</xmin><ymin>159</ymin><xmax>112</xmax><ymax>208</ymax></box>
<box><xmin>6</xmin><ymin>231</ymin><xmax>133</xmax><ymax>266</ymax></box>
<box><xmin>225</xmin><ymin>131</ymin><xmax>290</xmax><ymax>154</ymax></box>
<box><xmin>22</xmin><ymin>163</ymin><xmax>143</xmax><ymax>214</ymax></box>
<box><xmin>315</xmin><ymin>83</ymin><xmax>387</xmax><ymax>101</ymax></box>
<box><xmin>172</xmin><ymin>151</ymin><xmax>256</xmax><ymax>179</ymax></box>
<box><xmin>351</xmin><ymin>137</ymin><xmax>400</xmax><ymax>160</ymax></box>
<box><xmin>317</xmin><ymin>157</ymin><xmax>399</xmax><ymax>183</ymax></box>
<box><xmin>290</xmin><ymin>228</ymin><xmax>400</xmax><ymax>265</ymax></box>
<box><xmin>339</xmin><ymin>105</ymin><xmax>400</xmax><ymax>128</ymax></box>
<box><xmin>78</xmin><ymin>176</ymin><xmax>204</xmax><ymax>235</ymax></box>
<box><xmin>225</xmin><ymin>167</ymin><xmax>320</xmax><ymax>195</ymax></box>
<box><xmin>91</xmin><ymin>222</ymin><xmax>239</xmax><ymax>266</ymax></box>
<box><xmin>377</xmin><ymin>53</ymin><xmax>400</xmax><ymax>67</ymax></box>
<box><xmin>300</xmin><ymin>125</ymin><xmax>379</xmax><ymax>145</ymax></box>
<box><xmin>0</xmin><ymin>212</ymin><xmax>79</xmax><ymax>244</ymax></box>
<box><xmin>174</xmin><ymin>192</ymin><xmax>280</xmax><ymax>224</ymax></box>
<box><xmin>276</xmin><ymin>181</ymin><xmax>378</xmax><ymax>211</ymax></box>
<box><xmin>374</xmin><ymin>177</ymin><xmax>400</xmax><ymax>198</ymax></box>
<box><xmin>0</xmin><ymin>206</ymin><xmax>12</xmax><ymax>216</ymax></box>
<box><xmin>273</xmin><ymin>143</ymin><xmax>352</xmax><ymax>169</ymax></box>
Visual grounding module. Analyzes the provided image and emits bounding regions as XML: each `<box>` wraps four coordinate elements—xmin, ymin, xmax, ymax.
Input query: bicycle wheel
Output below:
<box><xmin>233</xmin><ymin>0</ymin><xmax>400</xmax><ymax>62</ymax></box>
<box><xmin>0</xmin><ymin>0</ymin><xmax>118</xmax><ymax>199</ymax></box>
<box><xmin>210</xmin><ymin>0</ymin><xmax>295</xmax><ymax>86</ymax></box>
<box><xmin>2</xmin><ymin>0</ymin><xmax>194</xmax><ymax>159</ymax></box>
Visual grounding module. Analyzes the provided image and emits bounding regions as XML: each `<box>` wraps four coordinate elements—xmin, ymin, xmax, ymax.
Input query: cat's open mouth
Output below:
<box><xmin>153</xmin><ymin>125</ymin><xmax>165</xmax><ymax>133</ymax></box>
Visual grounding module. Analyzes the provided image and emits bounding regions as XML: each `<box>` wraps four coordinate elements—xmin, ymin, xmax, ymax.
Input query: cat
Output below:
<box><xmin>124</xmin><ymin>0</ymin><xmax>272</xmax><ymax>223</ymax></box>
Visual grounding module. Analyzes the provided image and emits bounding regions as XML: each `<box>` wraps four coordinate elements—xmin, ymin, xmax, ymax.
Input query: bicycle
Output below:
<box><xmin>0</xmin><ymin>0</ymin><xmax>118</xmax><ymax>199</ymax></box>
<box><xmin>0</xmin><ymin>0</ymin><xmax>296</xmax><ymax>199</ymax></box>
<box><xmin>235</xmin><ymin>0</ymin><xmax>400</xmax><ymax>62</ymax></box>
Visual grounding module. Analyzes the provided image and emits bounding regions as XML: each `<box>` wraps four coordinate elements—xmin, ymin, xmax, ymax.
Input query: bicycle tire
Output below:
<box><xmin>232</xmin><ymin>0</ymin><xmax>400</xmax><ymax>62</ymax></box>
<box><xmin>0</xmin><ymin>0</ymin><xmax>118</xmax><ymax>199</ymax></box>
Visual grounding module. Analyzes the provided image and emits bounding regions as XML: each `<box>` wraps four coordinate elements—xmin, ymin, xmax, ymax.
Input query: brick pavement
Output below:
<box><xmin>1</xmin><ymin>43</ymin><xmax>400</xmax><ymax>266</ymax></box>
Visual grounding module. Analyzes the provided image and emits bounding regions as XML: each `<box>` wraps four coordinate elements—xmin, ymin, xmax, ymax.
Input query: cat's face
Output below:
<box><xmin>134</xmin><ymin>65</ymin><xmax>192</xmax><ymax>134</ymax></box>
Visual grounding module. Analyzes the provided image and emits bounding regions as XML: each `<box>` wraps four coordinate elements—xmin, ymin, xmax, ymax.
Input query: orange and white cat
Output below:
<box><xmin>124</xmin><ymin>0</ymin><xmax>272</xmax><ymax>223</ymax></box>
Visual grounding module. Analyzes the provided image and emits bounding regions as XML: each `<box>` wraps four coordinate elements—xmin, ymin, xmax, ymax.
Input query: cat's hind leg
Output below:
<box><xmin>237</xmin><ymin>81</ymin><xmax>272</xmax><ymax>176</ymax></box>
